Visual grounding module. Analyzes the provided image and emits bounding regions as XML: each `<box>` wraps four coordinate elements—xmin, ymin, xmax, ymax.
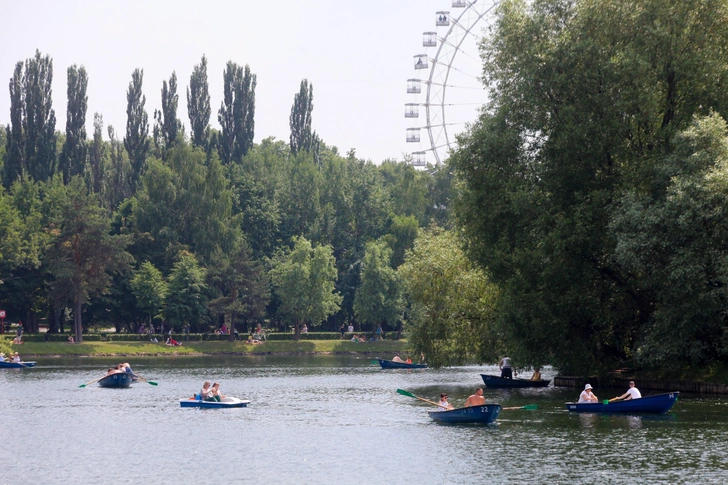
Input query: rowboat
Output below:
<box><xmin>481</xmin><ymin>374</ymin><xmax>550</xmax><ymax>388</ymax></box>
<box><xmin>0</xmin><ymin>361</ymin><xmax>36</xmax><ymax>369</ymax></box>
<box><xmin>180</xmin><ymin>397</ymin><xmax>251</xmax><ymax>408</ymax></box>
<box><xmin>428</xmin><ymin>404</ymin><xmax>502</xmax><ymax>424</ymax></box>
<box><xmin>378</xmin><ymin>359</ymin><xmax>428</xmax><ymax>369</ymax></box>
<box><xmin>98</xmin><ymin>372</ymin><xmax>134</xmax><ymax>388</ymax></box>
<box><xmin>566</xmin><ymin>392</ymin><xmax>679</xmax><ymax>414</ymax></box>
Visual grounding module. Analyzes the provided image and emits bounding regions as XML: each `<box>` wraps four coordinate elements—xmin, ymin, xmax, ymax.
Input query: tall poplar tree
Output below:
<box><xmin>218</xmin><ymin>61</ymin><xmax>256</xmax><ymax>164</ymax></box>
<box><xmin>124</xmin><ymin>68</ymin><xmax>149</xmax><ymax>190</ymax></box>
<box><xmin>153</xmin><ymin>71</ymin><xmax>181</xmax><ymax>154</ymax></box>
<box><xmin>187</xmin><ymin>55</ymin><xmax>211</xmax><ymax>148</ymax></box>
<box><xmin>88</xmin><ymin>113</ymin><xmax>105</xmax><ymax>194</ymax></box>
<box><xmin>59</xmin><ymin>65</ymin><xmax>88</xmax><ymax>184</ymax></box>
<box><xmin>289</xmin><ymin>79</ymin><xmax>314</xmax><ymax>155</ymax></box>
<box><xmin>23</xmin><ymin>50</ymin><xmax>56</xmax><ymax>182</ymax></box>
<box><xmin>4</xmin><ymin>62</ymin><xmax>24</xmax><ymax>186</ymax></box>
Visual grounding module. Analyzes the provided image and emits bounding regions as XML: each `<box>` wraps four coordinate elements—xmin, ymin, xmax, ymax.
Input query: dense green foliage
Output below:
<box><xmin>1</xmin><ymin>51</ymin><xmax>450</xmax><ymax>342</ymax></box>
<box><xmin>450</xmin><ymin>0</ymin><xmax>728</xmax><ymax>374</ymax></box>
<box><xmin>398</xmin><ymin>228</ymin><xmax>499</xmax><ymax>368</ymax></box>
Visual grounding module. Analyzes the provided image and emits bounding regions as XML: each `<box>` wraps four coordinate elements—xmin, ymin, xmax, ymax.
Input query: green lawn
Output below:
<box><xmin>15</xmin><ymin>339</ymin><xmax>408</xmax><ymax>357</ymax></box>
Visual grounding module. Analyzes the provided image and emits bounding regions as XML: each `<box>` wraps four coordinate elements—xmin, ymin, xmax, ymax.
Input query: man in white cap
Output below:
<box><xmin>0</xmin><ymin>352</ymin><xmax>5</xmax><ymax>362</ymax></box>
<box><xmin>579</xmin><ymin>384</ymin><xmax>598</xmax><ymax>403</ymax></box>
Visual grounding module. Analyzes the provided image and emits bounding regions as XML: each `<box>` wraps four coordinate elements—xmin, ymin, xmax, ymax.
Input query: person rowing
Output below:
<box><xmin>437</xmin><ymin>392</ymin><xmax>454</xmax><ymax>411</ymax></box>
<box><xmin>391</xmin><ymin>353</ymin><xmax>405</xmax><ymax>363</ymax></box>
<box><xmin>611</xmin><ymin>381</ymin><xmax>641</xmax><ymax>401</ymax></box>
<box><xmin>464</xmin><ymin>387</ymin><xmax>486</xmax><ymax>407</ymax></box>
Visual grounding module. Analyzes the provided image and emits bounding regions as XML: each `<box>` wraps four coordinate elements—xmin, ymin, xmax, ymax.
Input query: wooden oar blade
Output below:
<box><xmin>396</xmin><ymin>388</ymin><xmax>416</xmax><ymax>398</ymax></box>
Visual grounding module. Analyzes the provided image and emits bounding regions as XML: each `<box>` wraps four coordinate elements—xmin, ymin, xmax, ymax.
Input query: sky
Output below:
<box><xmin>0</xmin><ymin>0</ymin><xmax>490</xmax><ymax>164</ymax></box>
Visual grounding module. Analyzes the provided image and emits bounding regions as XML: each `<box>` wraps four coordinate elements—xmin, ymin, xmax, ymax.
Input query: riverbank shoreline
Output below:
<box><xmin>8</xmin><ymin>339</ymin><xmax>409</xmax><ymax>358</ymax></box>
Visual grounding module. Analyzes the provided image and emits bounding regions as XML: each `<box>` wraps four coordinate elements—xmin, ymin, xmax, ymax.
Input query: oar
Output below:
<box><xmin>604</xmin><ymin>397</ymin><xmax>622</xmax><ymax>404</ymax></box>
<box><xmin>502</xmin><ymin>404</ymin><xmax>538</xmax><ymax>411</ymax></box>
<box><xmin>396</xmin><ymin>388</ymin><xmax>450</xmax><ymax>409</ymax></box>
<box><xmin>79</xmin><ymin>377</ymin><xmax>105</xmax><ymax>388</ymax></box>
<box><xmin>370</xmin><ymin>359</ymin><xmax>380</xmax><ymax>365</ymax></box>
<box><xmin>133</xmin><ymin>374</ymin><xmax>158</xmax><ymax>386</ymax></box>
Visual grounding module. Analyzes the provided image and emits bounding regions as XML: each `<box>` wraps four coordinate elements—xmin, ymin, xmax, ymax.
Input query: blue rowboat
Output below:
<box><xmin>481</xmin><ymin>374</ymin><xmax>550</xmax><ymax>388</ymax></box>
<box><xmin>428</xmin><ymin>404</ymin><xmax>502</xmax><ymax>424</ymax></box>
<box><xmin>180</xmin><ymin>397</ymin><xmax>250</xmax><ymax>408</ymax></box>
<box><xmin>566</xmin><ymin>392</ymin><xmax>679</xmax><ymax>414</ymax></box>
<box><xmin>378</xmin><ymin>359</ymin><xmax>428</xmax><ymax>369</ymax></box>
<box><xmin>0</xmin><ymin>361</ymin><xmax>36</xmax><ymax>369</ymax></box>
<box><xmin>98</xmin><ymin>372</ymin><xmax>134</xmax><ymax>388</ymax></box>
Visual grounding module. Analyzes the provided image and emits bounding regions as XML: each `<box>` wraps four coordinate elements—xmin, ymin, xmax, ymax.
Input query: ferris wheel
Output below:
<box><xmin>405</xmin><ymin>0</ymin><xmax>500</xmax><ymax>166</ymax></box>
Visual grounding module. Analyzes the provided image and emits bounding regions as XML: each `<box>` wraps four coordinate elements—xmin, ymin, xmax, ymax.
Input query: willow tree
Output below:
<box><xmin>353</xmin><ymin>240</ymin><xmax>402</xmax><ymax>334</ymax></box>
<box><xmin>398</xmin><ymin>228</ymin><xmax>499</xmax><ymax>368</ymax></box>
<box><xmin>450</xmin><ymin>0</ymin><xmax>728</xmax><ymax>375</ymax></box>
<box><xmin>269</xmin><ymin>237</ymin><xmax>341</xmax><ymax>340</ymax></box>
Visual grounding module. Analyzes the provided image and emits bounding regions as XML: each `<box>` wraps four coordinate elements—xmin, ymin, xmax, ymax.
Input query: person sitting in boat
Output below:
<box><xmin>200</xmin><ymin>381</ymin><xmax>214</xmax><ymax>401</ymax></box>
<box><xmin>530</xmin><ymin>367</ymin><xmax>542</xmax><ymax>381</ymax></box>
<box><xmin>578</xmin><ymin>384</ymin><xmax>599</xmax><ymax>403</ymax></box>
<box><xmin>0</xmin><ymin>352</ymin><xmax>5</xmax><ymax>362</ymax></box>
<box><xmin>209</xmin><ymin>382</ymin><xmax>226</xmax><ymax>402</ymax></box>
<box><xmin>120</xmin><ymin>362</ymin><xmax>134</xmax><ymax>374</ymax></box>
<box><xmin>612</xmin><ymin>381</ymin><xmax>642</xmax><ymax>401</ymax></box>
<box><xmin>106</xmin><ymin>367</ymin><xmax>118</xmax><ymax>376</ymax></box>
<box><xmin>437</xmin><ymin>392</ymin><xmax>454</xmax><ymax>411</ymax></box>
<box><xmin>464</xmin><ymin>387</ymin><xmax>486</xmax><ymax>407</ymax></box>
<box><xmin>391</xmin><ymin>353</ymin><xmax>405</xmax><ymax>363</ymax></box>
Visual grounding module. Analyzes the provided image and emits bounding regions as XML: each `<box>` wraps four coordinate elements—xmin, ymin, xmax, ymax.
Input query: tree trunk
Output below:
<box><xmin>74</xmin><ymin>296</ymin><xmax>83</xmax><ymax>343</ymax></box>
<box><xmin>294</xmin><ymin>321</ymin><xmax>300</xmax><ymax>341</ymax></box>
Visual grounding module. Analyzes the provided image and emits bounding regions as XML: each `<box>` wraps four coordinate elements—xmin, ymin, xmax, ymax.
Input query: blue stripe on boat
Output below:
<box><xmin>378</xmin><ymin>359</ymin><xmax>428</xmax><ymax>369</ymax></box>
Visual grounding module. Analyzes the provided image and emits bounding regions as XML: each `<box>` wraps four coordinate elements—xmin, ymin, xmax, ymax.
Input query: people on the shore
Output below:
<box><xmin>348</xmin><ymin>323</ymin><xmax>354</xmax><ymax>334</ymax></box>
<box><xmin>499</xmin><ymin>356</ymin><xmax>514</xmax><ymax>379</ymax></box>
<box><xmin>612</xmin><ymin>381</ymin><xmax>641</xmax><ymax>401</ymax></box>
<box><xmin>375</xmin><ymin>324</ymin><xmax>383</xmax><ymax>341</ymax></box>
<box><xmin>464</xmin><ymin>388</ymin><xmax>486</xmax><ymax>407</ymax></box>
<box><xmin>578</xmin><ymin>384</ymin><xmax>598</xmax><ymax>403</ymax></box>
<box><xmin>339</xmin><ymin>324</ymin><xmax>346</xmax><ymax>339</ymax></box>
<box><xmin>67</xmin><ymin>335</ymin><xmax>75</xmax><ymax>344</ymax></box>
<box><xmin>301</xmin><ymin>324</ymin><xmax>308</xmax><ymax>334</ymax></box>
<box><xmin>437</xmin><ymin>392</ymin><xmax>454</xmax><ymax>411</ymax></box>
<box><xmin>530</xmin><ymin>367</ymin><xmax>541</xmax><ymax>381</ymax></box>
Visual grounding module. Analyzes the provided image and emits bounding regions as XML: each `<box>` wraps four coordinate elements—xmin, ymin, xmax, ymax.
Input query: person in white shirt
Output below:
<box><xmin>612</xmin><ymin>381</ymin><xmax>641</xmax><ymax>401</ymax></box>
<box><xmin>578</xmin><ymin>384</ymin><xmax>598</xmax><ymax>403</ymax></box>
<box><xmin>0</xmin><ymin>352</ymin><xmax>5</xmax><ymax>362</ymax></box>
<box><xmin>499</xmin><ymin>356</ymin><xmax>515</xmax><ymax>379</ymax></box>
<box><xmin>437</xmin><ymin>393</ymin><xmax>454</xmax><ymax>411</ymax></box>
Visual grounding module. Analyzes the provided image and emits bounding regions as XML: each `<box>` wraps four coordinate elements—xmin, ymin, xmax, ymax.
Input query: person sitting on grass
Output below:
<box><xmin>351</xmin><ymin>334</ymin><xmax>360</xmax><ymax>343</ymax></box>
<box><xmin>67</xmin><ymin>335</ymin><xmax>75</xmax><ymax>344</ymax></box>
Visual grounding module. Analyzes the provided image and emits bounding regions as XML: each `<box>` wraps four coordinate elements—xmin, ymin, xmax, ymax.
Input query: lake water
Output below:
<box><xmin>1</xmin><ymin>355</ymin><xmax>727</xmax><ymax>484</ymax></box>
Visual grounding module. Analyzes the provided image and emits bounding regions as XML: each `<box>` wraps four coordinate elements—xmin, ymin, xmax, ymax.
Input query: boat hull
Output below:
<box><xmin>180</xmin><ymin>397</ymin><xmax>250</xmax><ymax>408</ymax></box>
<box><xmin>378</xmin><ymin>359</ymin><xmax>428</xmax><ymax>369</ymax></box>
<box><xmin>481</xmin><ymin>374</ymin><xmax>550</xmax><ymax>388</ymax></box>
<box><xmin>428</xmin><ymin>404</ymin><xmax>502</xmax><ymax>424</ymax></box>
<box><xmin>98</xmin><ymin>373</ymin><xmax>134</xmax><ymax>388</ymax></box>
<box><xmin>0</xmin><ymin>361</ymin><xmax>36</xmax><ymax>369</ymax></box>
<box><xmin>566</xmin><ymin>392</ymin><xmax>679</xmax><ymax>414</ymax></box>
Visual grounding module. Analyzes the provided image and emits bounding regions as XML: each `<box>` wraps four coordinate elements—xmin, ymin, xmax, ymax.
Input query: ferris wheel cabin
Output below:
<box><xmin>405</xmin><ymin>103</ymin><xmax>419</xmax><ymax>119</ymax></box>
<box><xmin>452</xmin><ymin>0</ymin><xmax>467</xmax><ymax>8</ymax></box>
<box><xmin>411</xmin><ymin>152</ymin><xmax>426</xmax><ymax>167</ymax></box>
<box><xmin>423</xmin><ymin>32</ymin><xmax>438</xmax><ymax>47</ymax></box>
<box><xmin>414</xmin><ymin>54</ymin><xmax>428</xmax><ymax>70</ymax></box>
<box><xmin>436</xmin><ymin>11</ymin><xmax>450</xmax><ymax>26</ymax></box>
<box><xmin>406</xmin><ymin>128</ymin><xmax>421</xmax><ymax>143</ymax></box>
<box><xmin>407</xmin><ymin>79</ymin><xmax>422</xmax><ymax>94</ymax></box>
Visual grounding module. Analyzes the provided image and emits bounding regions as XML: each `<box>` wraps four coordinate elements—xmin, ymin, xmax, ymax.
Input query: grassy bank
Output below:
<box><xmin>14</xmin><ymin>339</ymin><xmax>408</xmax><ymax>357</ymax></box>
